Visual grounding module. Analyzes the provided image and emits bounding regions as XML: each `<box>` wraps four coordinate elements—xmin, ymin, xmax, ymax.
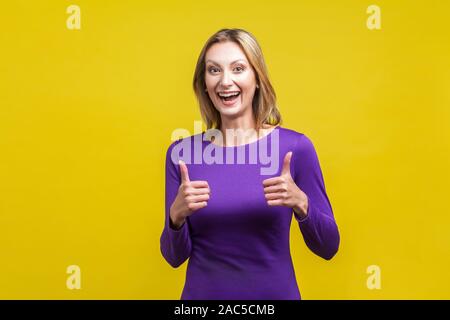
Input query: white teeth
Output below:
<box><xmin>218</xmin><ymin>92</ymin><xmax>240</xmax><ymax>98</ymax></box>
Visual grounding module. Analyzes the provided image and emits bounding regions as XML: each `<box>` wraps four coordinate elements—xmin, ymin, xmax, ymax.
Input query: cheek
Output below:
<box><xmin>237</xmin><ymin>73</ymin><xmax>256</xmax><ymax>91</ymax></box>
<box><xmin>204</xmin><ymin>75</ymin><xmax>218</xmax><ymax>89</ymax></box>
<box><xmin>239</xmin><ymin>79</ymin><xmax>256</xmax><ymax>96</ymax></box>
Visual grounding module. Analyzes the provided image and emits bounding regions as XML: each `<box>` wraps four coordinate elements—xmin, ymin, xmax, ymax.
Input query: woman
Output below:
<box><xmin>160</xmin><ymin>28</ymin><xmax>340</xmax><ymax>300</ymax></box>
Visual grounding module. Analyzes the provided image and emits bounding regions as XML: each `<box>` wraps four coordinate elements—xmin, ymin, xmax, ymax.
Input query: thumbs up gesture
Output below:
<box><xmin>262</xmin><ymin>151</ymin><xmax>309</xmax><ymax>218</ymax></box>
<box><xmin>169</xmin><ymin>160</ymin><xmax>211</xmax><ymax>229</ymax></box>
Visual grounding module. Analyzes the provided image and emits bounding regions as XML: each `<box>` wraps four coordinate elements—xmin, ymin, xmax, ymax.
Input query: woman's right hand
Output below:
<box><xmin>169</xmin><ymin>160</ymin><xmax>211</xmax><ymax>229</ymax></box>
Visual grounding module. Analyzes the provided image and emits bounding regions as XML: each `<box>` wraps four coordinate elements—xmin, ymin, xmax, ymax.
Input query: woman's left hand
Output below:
<box><xmin>262</xmin><ymin>151</ymin><xmax>309</xmax><ymax>219</ymax></box>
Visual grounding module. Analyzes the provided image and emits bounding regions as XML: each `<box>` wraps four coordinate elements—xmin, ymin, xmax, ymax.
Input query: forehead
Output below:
<box><xmin>205</xmin><ymin>41</ymin><xmax>248</xmax><ymax>64</ymax></box>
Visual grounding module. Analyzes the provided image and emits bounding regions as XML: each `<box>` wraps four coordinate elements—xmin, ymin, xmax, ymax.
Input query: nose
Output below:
<box><xmin>219</xmin><ymin>70</ymin><xmax>233</xmax><ymax>87</ymax></box>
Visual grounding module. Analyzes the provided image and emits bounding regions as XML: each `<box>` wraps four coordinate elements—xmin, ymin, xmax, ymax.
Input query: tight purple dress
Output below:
<box><xmin>160</xmin><ymin>126</ymin><xmax>340</xmax><ymax>300</ymax></box>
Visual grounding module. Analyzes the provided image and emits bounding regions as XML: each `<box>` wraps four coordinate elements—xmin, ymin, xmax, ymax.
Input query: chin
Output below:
<box><xmin>217</xmin><ymin>104</ymin><xmax>248</xmax><ymax>118</ymax></box>
<box><xmin>218</xmin><ymin>104</ymin><xmax>241</xmax><ymax>114</ymax></box>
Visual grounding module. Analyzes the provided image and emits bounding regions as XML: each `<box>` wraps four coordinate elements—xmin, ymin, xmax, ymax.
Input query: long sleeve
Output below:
<box><xmin>160</xmin><ymin>141</ymin><xmax>192</xmax><ymax>268</ymax></box>
<box><xmin>291</xmin><ymin>135</ymin><xmax>340</xmax><ymax>260</ymax></box>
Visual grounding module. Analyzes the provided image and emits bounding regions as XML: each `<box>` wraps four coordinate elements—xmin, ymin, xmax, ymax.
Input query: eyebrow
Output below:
<box><xmin>205</xmin><ymin>59</ymin><xmax>247</xmax><ymax>66</ymax></box>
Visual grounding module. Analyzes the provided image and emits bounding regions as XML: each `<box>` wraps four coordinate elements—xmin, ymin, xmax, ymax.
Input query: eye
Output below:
<box><xmin>208</xmin><ymin>66</ymin><xmax>220</xmax><ymax>74</ymax></box>
<box><xmin>234</xmin><ymin>65</ymin><xmax>245</xmax><ymax>72</ymax></box>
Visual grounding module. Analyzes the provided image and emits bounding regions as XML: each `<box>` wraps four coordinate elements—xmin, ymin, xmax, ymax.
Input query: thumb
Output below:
<box><xmin>179</xmin><ymin>160</ymin><xmax>190</xmax><ymax>183</ymax></box>
<box><xmin>281</xmin><ymin>151</ymin><xmax>293</xmax><ymax>176</ymax></box>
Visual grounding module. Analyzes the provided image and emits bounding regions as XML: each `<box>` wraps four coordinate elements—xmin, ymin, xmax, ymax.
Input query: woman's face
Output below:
<box><xmin>204</xmin><ymin>41</ymin><xmax>258</xmax><ymax>120</ymax></box>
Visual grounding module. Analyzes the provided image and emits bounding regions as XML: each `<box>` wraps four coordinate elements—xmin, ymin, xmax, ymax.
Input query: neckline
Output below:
<box><xmin>202</xmin><ymin>125</ymin><xmax>281</xmax><ymax>148</ymax></box>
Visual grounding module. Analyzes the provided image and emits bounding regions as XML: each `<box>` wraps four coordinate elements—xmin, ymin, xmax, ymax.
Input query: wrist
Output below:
<box><xmin>169</xmin><ymin>208</ymin><xmax>186</xmax><ymax>230</ymax></box>
<box><xmin>293</xmin><ymin>197</ymin><xmax>308</xmax><ymax>219</ymax></box>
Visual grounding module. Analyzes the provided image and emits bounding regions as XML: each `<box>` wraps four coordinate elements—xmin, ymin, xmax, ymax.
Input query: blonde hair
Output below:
<box><xmin>193</xmin><ymin>28</ymin><xmax>282</xmax><ymax>131</ymax></box>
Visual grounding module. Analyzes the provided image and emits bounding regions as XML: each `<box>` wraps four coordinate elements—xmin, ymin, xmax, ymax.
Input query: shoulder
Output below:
<box><xmin>278</xmin><ymin>126</ymin><xmax>316</xmax><ymax>155</ymax></box>
<box><xmin>165</xmin><ymin>132</ymin><xmax>205</xmax><ymax>170</ymax></box>
<box><xmin>280</xmin><ymin>127</ymin><xmax>323</xmax><ymax>181</ymax></box>
<box><xmin>166</xmin><ymin>132</ymin><xmax>204</xmax><ymax>152</ymax></box>
<box><xmin>165</xmin><ymin>132</ymin><xmax>202</xmax><ymax>178</ymax></box>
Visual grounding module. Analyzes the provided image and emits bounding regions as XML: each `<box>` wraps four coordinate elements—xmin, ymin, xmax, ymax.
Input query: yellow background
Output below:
<box><xmin>1</xmin><ymin>0</ymin><xmax>449</xmax><ymax>299</ymax></box>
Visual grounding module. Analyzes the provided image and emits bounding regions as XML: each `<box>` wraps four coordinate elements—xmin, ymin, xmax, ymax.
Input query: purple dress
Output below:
<box><xmin>160</xmin><ymin>126</ymin><xmax>340</xmax><ymax>300</ymax></box>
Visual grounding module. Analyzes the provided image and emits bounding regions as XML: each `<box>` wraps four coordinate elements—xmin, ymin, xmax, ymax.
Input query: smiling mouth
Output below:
<box><xmin>217</xmin><ymin>91</ymin><xmax>241</xmax><ymax>103</ymax></box>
